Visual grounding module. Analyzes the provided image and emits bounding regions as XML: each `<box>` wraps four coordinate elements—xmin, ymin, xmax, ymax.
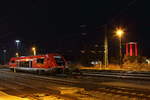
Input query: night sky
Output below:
<box><xmin>0</xmin><ymin>0</ymin><xmax>150</xmax><ymax>61</ymax></box>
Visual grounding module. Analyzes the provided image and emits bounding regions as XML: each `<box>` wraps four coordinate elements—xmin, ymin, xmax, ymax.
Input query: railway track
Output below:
<box><xmin>79</xmin><ymin>69</ymin><xmax>150</xmax><ymax>81</ymax></box>
<box><xmin>0</xmin><ymin>70</ymin><xmax>150</xmax><ymax>99</ymax></box>
<box><xmin>96</xmin><ymin>86</ymin><xmax>150</xmax><ymax>99</ymax></box>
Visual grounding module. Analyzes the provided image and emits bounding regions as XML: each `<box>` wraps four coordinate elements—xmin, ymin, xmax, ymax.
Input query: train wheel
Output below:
<box><xmin>10</xmin><ymin>68</ymin><xmax>15</xmax><ymax>72</ymax></box>
<box><xmin>55</xmin><ymin>68</ymin><xmax>63</xmax><ymax>74</ymax></box>
<box><xmin>10</xmin><ymin>68</ymin><xmax>14</xmax><ymax>71</ymax></box>
<box><xmin>12</xmin><ymin>68</ymin><xmax>16</xmax><ymax>73</ymax></box>
<box><xmin>64</xmin><ymin>68</ymin><xmax>72</xmax><ymax>75</ymax></box>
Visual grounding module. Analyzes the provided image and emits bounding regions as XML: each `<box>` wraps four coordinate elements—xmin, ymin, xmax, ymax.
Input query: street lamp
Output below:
<box><xmin>115</xmin><ymin>27</ymin><xmax>124</xmax><ymax>67</ymax></box>
<box><xmin>32</xmin><ymin>47</ymin><xmax>36</xmax><ymax>56</ymax></box>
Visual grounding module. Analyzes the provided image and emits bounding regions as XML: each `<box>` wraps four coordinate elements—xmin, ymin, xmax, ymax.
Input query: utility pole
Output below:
<box><xmin>115</xmin><ymin>28</ymin><xmax>124</xmax><ymax>68</ymax></box>
<box><xmin>3</xmin><ymin>50</ymin><xmax>6</xmax><ymax>65</ymax></box>
<box><xmin>104</xmin><ymin>24</ymin><xmax>108</xmax><ymax>68</ymax></box>
<box><xmin>119</xmin><ymin>37</ymin><xmax>122</xmax><ymax>67</ymax></box>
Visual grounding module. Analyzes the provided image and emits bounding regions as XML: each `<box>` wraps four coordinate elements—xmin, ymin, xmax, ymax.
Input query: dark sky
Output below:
<box><xmin>0</xmin><ymin>0</ymin><xmax>150</xmax><ymax>57</ymax></box>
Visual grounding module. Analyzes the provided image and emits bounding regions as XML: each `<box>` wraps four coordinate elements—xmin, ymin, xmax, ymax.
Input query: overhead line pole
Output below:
<box><xmin>104</xmin><ymin>24</ymin><xmax>108</xmax><ymax>68</ymax></box>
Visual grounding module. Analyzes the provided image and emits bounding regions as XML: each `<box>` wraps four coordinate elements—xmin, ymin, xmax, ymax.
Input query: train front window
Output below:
<box><xmin>54</xmin><ymin>56</ymin><xmax>65</xmax><ymax>66</ymax></box>
<box><xmin>11</xmin><ymin>60</ymin><xmax>15</xmax><ymax>63</ymax></box>
<box><xmin>37</xmin><ymin>58</ymin><xmax>44</xmax><ymax>64</ymax></box>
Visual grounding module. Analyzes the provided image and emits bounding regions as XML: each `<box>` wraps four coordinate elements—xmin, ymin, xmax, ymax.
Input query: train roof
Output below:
<box><xmin>10</xmin><ymin>53</ymin><xmax>62</xmax><ymax>60</ymax></box>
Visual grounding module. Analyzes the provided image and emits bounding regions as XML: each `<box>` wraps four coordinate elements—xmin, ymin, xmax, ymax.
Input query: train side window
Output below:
<box><xmin>11</xmin><ymin>60</ymin><xmax>15</xmax><ymax>63</ymax></box>
<box><xmin>54</xmin><ymin>58</ymin><xmax>65</xmax><ymax>66</ymax></box>
<box><xmin>37</xmin><ymin>58</ymin><xmax>44</xmax><ymax>64</ymax></box>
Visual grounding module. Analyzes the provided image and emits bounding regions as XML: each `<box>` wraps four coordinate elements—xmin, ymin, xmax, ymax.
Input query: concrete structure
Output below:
<box><xmin>126</xmin><ymin>42</ymin><xmax>138</xmax><ymax>56</ymax></box>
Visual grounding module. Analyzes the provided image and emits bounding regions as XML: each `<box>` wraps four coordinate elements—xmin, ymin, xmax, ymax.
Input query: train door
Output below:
<box><xmin>29</xmin><ymin>61</ymin><xmax>32</xmax><ymax>68</ymax></box>
<box><xmin>18</xmin><ymin>61</ymin><xmax>22</xmax><ymax>67</ymax></box>
<box><xmin>16</xmin><ymin>61</ymin><xmax>19</xmax><ymax>67</ymax></box>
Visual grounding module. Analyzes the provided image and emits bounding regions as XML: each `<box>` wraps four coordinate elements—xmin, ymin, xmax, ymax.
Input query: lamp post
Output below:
<box><xmin>15</xmin><ymin>40</ymin><xmax>21</xmax><ymax>49</ymax></box>
<box><xmin>115</xmin><ymin>27</ymin><xmax>124</xmax><ymax>67</ymax></box>
<box><xmin>104</xmin><ymin>24</ymin><xmax>108</xmax><ymax>68</ymax></box>
<box><xmin>15</xmin><ymin>40</ymin><xmax>21</xmax><ymax>57</ymax></box>
<box><xmin>32</xmin><ymin>47</ymin><xmax>36</xmax><ymax>56</ymax></box>
<box><xmin>3</xmin><ymin>50</ymin><xmax>6</xmax><ymax>65</ymax></box>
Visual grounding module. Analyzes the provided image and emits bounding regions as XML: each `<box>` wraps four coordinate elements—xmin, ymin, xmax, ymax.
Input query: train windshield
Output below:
<box><xmin>54</xmin><ymin>56</ymin><xmax>65</xmax><ymax>66</ymax></box>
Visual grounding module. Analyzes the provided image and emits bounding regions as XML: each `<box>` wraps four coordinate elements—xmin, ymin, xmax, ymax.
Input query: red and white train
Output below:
<box><xmin>9</xmin><ymin>53</ymin><xmax>67</xmax><ymax>74</ymax></box>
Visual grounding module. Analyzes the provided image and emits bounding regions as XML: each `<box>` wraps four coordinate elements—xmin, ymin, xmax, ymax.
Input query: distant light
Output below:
<box><xmin>15</xmin><ymin>40</ymin><xmax>21</xmax><ymax>43</ymax></box>
<box><xmin>16</xmin><ymin>52</ymin><xmax>19</xmax><ymax>57</ymax></box>
<box><xmin>80</xmin><ymin>50</ymin><xmax>85</xmax><ymax>53</ymax></box>
<box><xmin>32</xmin><ymin>47</ymin><xmax>36</xmax><ymax>51</ymax></box>
<box><xmin>81</xmin><ymin>33</ymin><xmax>87</xmax><ymax>35</ymax></box>
<box><xmin>3</xmin><ymin>50</ymin><xmax>6</xmax><ymax>53</ymax></box>
<box><xmin>146</xmin><ymin>59</ymin><xmax>150</xmax><ymax>64</ymax></box>
<box><xmin>91</xmin><ymin>50</ymin><xmax>95</xmax><ymax>53</ymax></box>
<box><xmin>95</xmin><ymin>44</ymin><xmax>99</xmax><ymax>47</ymax></box>
<box><xmin>80</xmin><ymin>24</ymin><xmax>87</xmax><ymax>28</ymax></box>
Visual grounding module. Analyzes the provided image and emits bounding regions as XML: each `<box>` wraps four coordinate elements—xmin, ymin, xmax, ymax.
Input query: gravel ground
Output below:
<box><xmin>0</xmin><ymin>69</ymin><xmax>149</xmax><ymax>100</ymax></box>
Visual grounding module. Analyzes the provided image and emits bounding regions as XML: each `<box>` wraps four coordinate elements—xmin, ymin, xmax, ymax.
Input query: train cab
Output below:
<box><xmin>9</xmin><ymin>53</ymin><xmax>67</xmax><ymax>74</ymax></box>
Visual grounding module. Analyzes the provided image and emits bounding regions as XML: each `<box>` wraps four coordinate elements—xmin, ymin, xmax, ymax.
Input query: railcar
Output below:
<box><xmin>9</xmin><ymin>53</ymin><xmax>67</xmax><ymax>74</ymax></box>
